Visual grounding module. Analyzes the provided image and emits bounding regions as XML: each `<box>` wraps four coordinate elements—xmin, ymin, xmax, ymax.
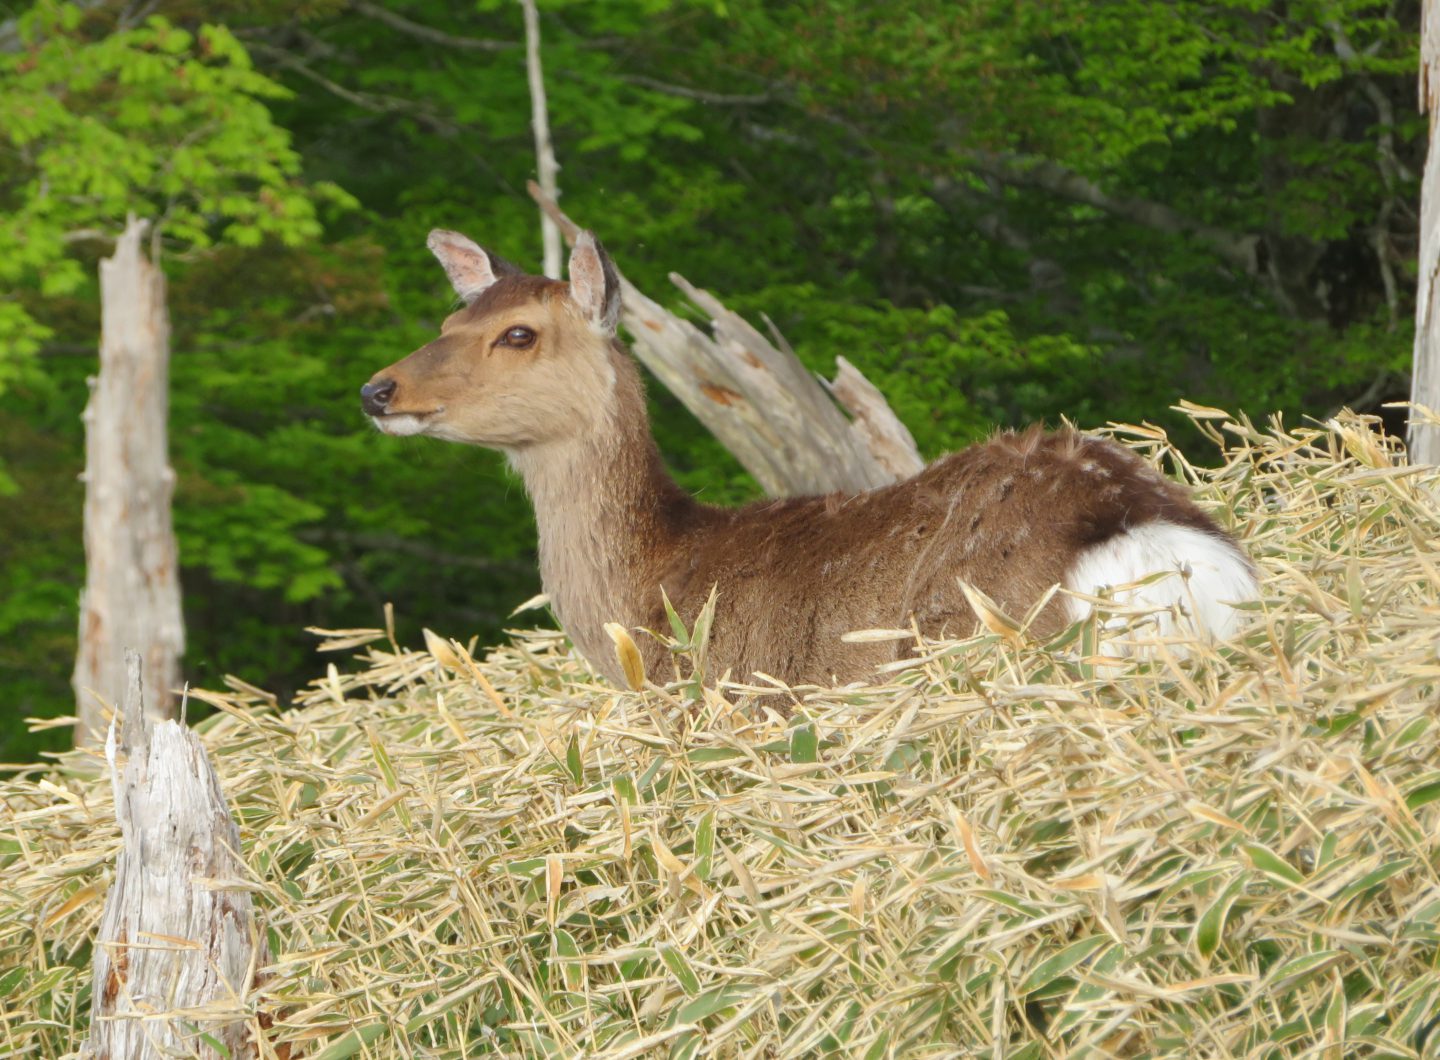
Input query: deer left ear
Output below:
<box><xmin>428</xmin><ymin>229</ymin><xmax>521</xmax><ymax>304</ymax></box>
<box><xmin>568</xmin><ymin>231</ymin><xmax>622</xmax><ymax>336</ymax></box>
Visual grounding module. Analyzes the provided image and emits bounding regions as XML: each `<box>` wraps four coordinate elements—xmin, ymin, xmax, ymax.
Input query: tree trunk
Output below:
<box><xmin>526</xmin><ymin>182</ymin><xmax>920</xmax><ymax>496</ymax></box>
<box><xmin>81</xmin><ymin>651</ymin><xmax>268</xmax><ymax>1060</ymax></box>
<box><xmin>1413</xmin><ymin>0</ymin><xmax>1440</xmax><ymax>464</ymax></box>
<box><xmin>72</xmin><ymin>216</ymin><xmax>184</xmax><ymax>747</ymax></box>
<box><xmin>521</xmin><ymin>0</ymin><xmax>562</xmax><ymax>280</ymax></box>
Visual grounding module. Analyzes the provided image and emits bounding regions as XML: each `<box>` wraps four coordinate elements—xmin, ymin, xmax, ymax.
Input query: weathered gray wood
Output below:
<box><xmin>827</xmin><ymin>356</ymin><xmax>925</xmax><ymax>480</ymax></box>
<box><xmin>526</xmin><ymin>181</ymin><xmax>920</xmax><ymax>495</ymax></box>
<box><xmin>1413</xmin><ymin>0</ymin><xmax>1440</xmax><ymax>465</ymax></box>
<box><xmin>72</xmin><ymin>216</ymin><xmax>185</xmax><ymax>746</ymax></box>
<box><xmin>81</xmin><ymin>650</ymin><xmax>267</xmax><ymax>1060</ymax></box>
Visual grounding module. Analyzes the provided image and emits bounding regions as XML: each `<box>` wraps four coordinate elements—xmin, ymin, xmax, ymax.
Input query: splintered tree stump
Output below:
<box><xmin>72</xmin><ymin>215</ymin><xmax>185</xmax><ymax>746</ymax></box>
<box><xmin>82</xmin><ymin>651</ymin><xmax>269</xmax><ymax>1060</ymax></box>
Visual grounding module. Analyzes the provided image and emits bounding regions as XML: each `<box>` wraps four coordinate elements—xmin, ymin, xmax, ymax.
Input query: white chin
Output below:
<box><xmin>372</xmin><ymin>414</ymin><xmax>428</xmax><ymax>437</ymax></box>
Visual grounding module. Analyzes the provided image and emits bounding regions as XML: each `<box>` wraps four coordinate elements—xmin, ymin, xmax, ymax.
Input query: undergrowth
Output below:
<box><xmin>2</xmin><ymin>408</ymin><xmax>1439</xmax><ymax>1058</ymax></box>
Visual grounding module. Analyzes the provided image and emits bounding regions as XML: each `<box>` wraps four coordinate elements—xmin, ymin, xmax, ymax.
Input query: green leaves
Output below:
<box><xmin>1017</xmin><ymin>936</ymin><xmax>1112</xmax><ymax>996</ymax></box>
<box><xmin>1194</xmin><ymin>875</ymin><xmax>1249</xmax><ymax>960</ymax></box>
<box><xmin>1</xmin><ymin>7</ymin><xmax>341</xmax><ymax>253</ymax></box>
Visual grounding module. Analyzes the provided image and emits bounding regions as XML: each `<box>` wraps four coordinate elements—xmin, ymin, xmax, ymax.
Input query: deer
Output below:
<box><xmin>361</xmin><ymin>229</ymin><xmax>1258</xmax><ymax>688</ymax></box>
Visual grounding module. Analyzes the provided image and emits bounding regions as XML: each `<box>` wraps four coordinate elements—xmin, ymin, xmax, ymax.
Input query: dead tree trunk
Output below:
<box><xmin>81</xmin><ymin>651</ymin><xmax>268</xmax><ymax>1060</ymax></box>
<box><xmin>73</xmin><ymin>216</ymin><xmax>185</xmax><ymax>747</ymax></box>
<box><xmin>526</xmin><ymin>182</ymin><xmax>921</xmax><ymax>496</ymax></box>
<box><xmin>521</xmin><ymin>0</ymin><xmax>562</xmax><ymax>280</ymax></box>
<box><xmin>1413</xmin><ymin>1</ymin><xmax>1440</xmax><ymax>464</ymax></box>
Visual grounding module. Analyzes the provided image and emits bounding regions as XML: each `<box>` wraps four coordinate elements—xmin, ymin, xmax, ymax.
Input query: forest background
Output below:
<box><xmin>0</xmin><ymin>0</ymin><xmax>1422</xmax><ymax>761</ymax></box>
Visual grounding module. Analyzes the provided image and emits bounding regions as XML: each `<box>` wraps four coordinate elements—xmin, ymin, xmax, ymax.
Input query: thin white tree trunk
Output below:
<box><xmin>1413</xmin><ymin>1</ymin><xmax>1440</xmax><ymax>464</ymax></box>
<box><xmin>72</xmin><ymin>216</ymin><xmax>184</xmax><ymax>746</ymax></box>
<box><xmin>81</xmin><ymin>651</ymin><xmax>268</xmax><ymax>1060</ymax></box>
<box><xmin>521</xmin><ymin>0</ymin><xmax>562</xmax><ymax>279</ymax></box>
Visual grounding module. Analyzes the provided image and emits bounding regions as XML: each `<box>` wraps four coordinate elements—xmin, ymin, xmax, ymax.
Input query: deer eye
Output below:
<box><xmin>498</xmin><ymin>325</ymin><xmax>535</xmax><ymax>349</ymax></box>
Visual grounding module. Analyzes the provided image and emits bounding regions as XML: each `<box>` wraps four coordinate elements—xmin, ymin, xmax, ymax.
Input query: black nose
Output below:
<box><xmin>361</xmin><ymin>378</ymin><xmax>396</xmax><ymax>416</ymax></box>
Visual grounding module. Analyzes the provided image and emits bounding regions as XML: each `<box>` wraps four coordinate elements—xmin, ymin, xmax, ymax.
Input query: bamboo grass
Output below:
<box><xmin>3</xmin><ymin>408</ymin><xmax>1439</xmax><ymax>1058</ymax></box>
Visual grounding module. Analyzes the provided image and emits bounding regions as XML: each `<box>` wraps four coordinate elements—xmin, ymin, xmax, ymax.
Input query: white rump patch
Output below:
<box><xmin>1063</xmin><ymin>521</ymin><xmax>1257</xmax><ymax>655</ymax></box>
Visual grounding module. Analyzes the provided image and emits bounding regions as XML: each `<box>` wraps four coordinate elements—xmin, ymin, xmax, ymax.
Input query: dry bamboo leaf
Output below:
<box><xmin>604</xmin><ymin>622</ymin><xmax>647</xmax><ymax>691</ymax></box>
<box><xmin>510</xmin><ymin>593</ymin><xmax>551</xmax><ymax>615</ymax></box>
<box><xmin>546</xmin><ymin>854</ymin><xmax>563</xmax><ymax>925</ymax></box>
<box><xmin>423</xmin><ymin>627</ymin><xmax>462</xmax><ymax>671</ymax></box>
<box><xmin>840</xmin><ymin>628</ymin><xmax>916</xmax><ymax>644</ymax></box>
<box><xmin>951</xmin><ymin>807</ymin><xmax>993</xmax><ymax>881</ymax></box>
<box><xmin>4</xmin><ymin>410</ymin><xmax>1439</xmax><ymax>1058</ymax></box>
<box><xmin>958</xmin><ymin>579</ymin><xmax>1026</xmax><ymax>647</ymax></box>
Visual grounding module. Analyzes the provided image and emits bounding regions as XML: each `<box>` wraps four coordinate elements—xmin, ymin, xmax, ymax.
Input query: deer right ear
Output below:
<box><xmin>568</xmin><ymin>231</ymin><xmax>622</xmax><ymax>336</ymax></box>
<box><xmin>427</xmin><ymin>229</ymin><xmax>518</xmax><ymax>304</ymax></box>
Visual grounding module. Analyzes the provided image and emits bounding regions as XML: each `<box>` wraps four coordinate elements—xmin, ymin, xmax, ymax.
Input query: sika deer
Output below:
<box><xmin>362</xmin><ymin>230</ymin><xmax>1257</xmax><ymax>687</ymax></box>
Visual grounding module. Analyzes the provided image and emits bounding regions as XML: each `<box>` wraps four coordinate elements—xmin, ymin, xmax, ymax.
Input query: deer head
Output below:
<box><xmin>362</xmin><ymin>229</ymin><xmax>623</xmax><ymax>449</ymax></box>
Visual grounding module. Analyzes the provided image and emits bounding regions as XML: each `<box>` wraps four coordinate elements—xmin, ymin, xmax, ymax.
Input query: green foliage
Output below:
<box><xmin>0</xmin><ymin>1</ymin><xmax>353</xmax><ymax>382</ymax></box>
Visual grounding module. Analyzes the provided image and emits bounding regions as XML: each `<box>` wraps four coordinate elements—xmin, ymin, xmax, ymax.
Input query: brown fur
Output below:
<box><xmin>510</xmin><ymin>345</ymin><xmax>1233</xmax><ymax>684</ymax></box>
<box><xmin>366</xmin><ymin>232</ymin><xmax>1247</xmax><ymax>687</ymax></box>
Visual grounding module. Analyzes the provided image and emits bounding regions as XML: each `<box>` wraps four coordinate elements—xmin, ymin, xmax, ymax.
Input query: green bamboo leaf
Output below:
<box><xmin>668</xmin><ymin>1031</ymin><xmax>702</xmax><ymax>1060</ymax></box>
<box><xmin>690</xmin><ymin>585</ymin><xmax>718</xmax><ymax>657</ymax></box>
<box><xmin>972</xmin><ymin>889</ymin><xmax>1046</xmax><ymax>917</ymax></box>
<box><xmin>661</xmin><ymin>587</ymin><xmax>689</xmax><ymax>646</ymax></box>
<box><xmin>658</xmin><ymin>944</ymin><xmax>700</xmax><ymax>996</ymax></box>
<box><xmin>195</xmin><ymin>1033</ymin><xmax>232</xmax><ymax>1060</ymax></box>
<box><xmin>554</xmin><ymin>928</ymin><xmax>583</xmax><ymax>992</ymax></box>
<box><xmin>1333</xmin><ymin>858</ymin><xmax>1413</xmax><ymax>905</ymax></box>
<box><xmin>675</xmin><ymin>984</ymin><xmax>750</xmax><ymax>1024</ymax></box>
<box><xmin>863</xmin><ymin>1032</ymin><xmax>891</xmax><ymax>1060</ymax></box>
<box><xmin>1270</xmin><ymin>949</ymin><xmax>1343</xmax><ymax>988</ymax></box>
<box><xmin>1051</xmin><ymin>944</ymin><xmax>1125</xmax><ymax>1036</ymax></box>
<box><xmin>403</xmin><ymin>975</ymin><xmax>492</xmax><ymax>1027</ymax></box>
<box><xmin>1017</xmin><ymin>935</ymin><xmax>1110</xmax><ymax>995</ymax></box>
<box><xmin>1392</xmin><ymin>716</ymin><xmax>1430</xmax><ymax>749</ymax></box>
<box><xmin>312</xmin><ymin>1022</ymin><xmax>388</xmax><ymax>1060</ymax></box>
<box><xmin>364</xmin><ymin>725</ymin><xmax>398</xmax><ymax>792</ymax></box>
<box><xmin>612</xmin><ymin>774</ymin><xmax>638</xmax><ymax>804</ymax></box>
<box><xmin>566</xmin><ymin>734</ymin><xmax>583</xmax><ymax>786</ymax></box>
<box><xmin>694</xmin><ymin>810</ymin><xmax>715</xmax><ymax>881</ymax></box>
<box><xmin>790</xmin><ymin>722</ymin><xmax>818</xmax><ymax>764</ymax></box>
<box><xmin>1405</xmin><ymin>780</ymin><xmax>1440</xmax><ymax>811</ymax></box>
<box><xmin>1324</xmin><ymin>979</ymin><xmax>1346</xmax><ymax>1039</ymax></box>
<box><xmin>1194</xmin><ymin>875</ymin><xmax>1248</xmax><ymax>959</ymax></box>
<box><xmin>686</xmin><ymin>747</ymin><xmax>743</xmax><ymax>763</ymax></box>
<box><xmin>0</xmin><ymin>967</ymin><xmax>24</xmax><ymax>996</ymax></box>
<box><xmin>1240</xmin><ymin>842</ymin><xmax>1305</xmax><ymax>886</ymax></box>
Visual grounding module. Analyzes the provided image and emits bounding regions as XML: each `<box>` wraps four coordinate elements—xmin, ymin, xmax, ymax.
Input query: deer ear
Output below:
<box><xmin>568</xmin><ymin>231</ymin><xmax>622</xmax><ymax>335</ymax></box>
<box><xmin>427</xmin><ymin>229</ymin><xmax>519</xmax><ymax>304</ymax></box>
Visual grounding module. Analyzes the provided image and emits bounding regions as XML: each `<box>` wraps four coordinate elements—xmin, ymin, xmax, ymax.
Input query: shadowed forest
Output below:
<box><xmin>0</xmin><ymin>0</ymin><xmax>1423</xmax><ymax>759</ymax></box>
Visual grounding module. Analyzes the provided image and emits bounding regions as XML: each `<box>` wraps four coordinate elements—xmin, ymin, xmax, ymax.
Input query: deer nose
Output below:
<box><xmin>361</xmin><ymin>378</ymin><xmax>396</xmax><ymax>416</ymax></box>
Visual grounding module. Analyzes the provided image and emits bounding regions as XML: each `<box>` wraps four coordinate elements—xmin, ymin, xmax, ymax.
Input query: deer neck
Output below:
<box><xmin>507</xmin><ymin>353</ymin><xmax>696</xmax><ymax>664</ymax></box>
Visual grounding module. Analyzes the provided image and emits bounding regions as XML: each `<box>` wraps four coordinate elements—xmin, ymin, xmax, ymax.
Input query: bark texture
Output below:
<box><xmin>81</xmin><ymin>651</ymin><xmax>267</xmax><ymax>1060</ymax></box>
<box><xmin>72</xmin><ymin>216</ymin><xmax>184</xmax><ymax>746</ymax></box>
<box><xmin>527</xmin><ymin>181</ymin><xmax>919</xmax><ymax>496</ymax></box>
<box><xmin>521</xmin><ymin>0</ymin><xmax>562</xmax><ymax>279</ymax></box>
<box><xmin>1415</xmin><ymin>0</ymin><xmax>1440</xmax><ymax>465</ymax></box>
<box><xmin>827</xmin><ymin>355</ymin><xmax>925</xmax><ymax>480</ymax></box>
